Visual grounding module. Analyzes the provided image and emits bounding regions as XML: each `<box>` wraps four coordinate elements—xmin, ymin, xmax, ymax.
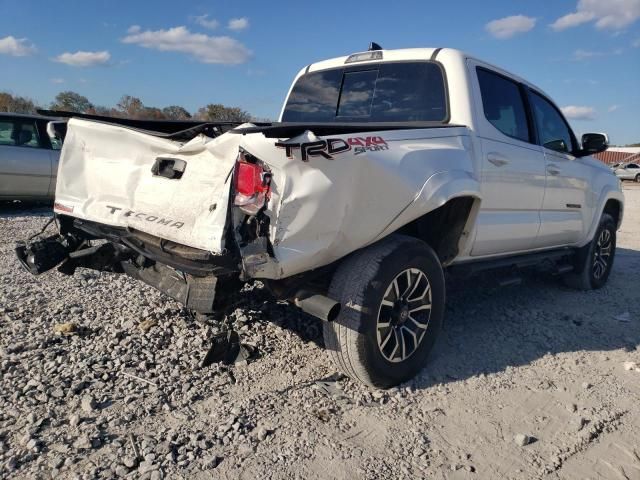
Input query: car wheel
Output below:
<box><xmin>635</xmin><ymin>174</ymin><xmax>640</xmax><ymax>183</ymax></box>
<box><xmin>323</xmin><ymin>234</ymin><xmax>444</xmax><ymax>388</ymax></box>
<box><xmin>563</xmin><ymin>213</ymin><xmax>616</xmax><ymax>290</ymax></box>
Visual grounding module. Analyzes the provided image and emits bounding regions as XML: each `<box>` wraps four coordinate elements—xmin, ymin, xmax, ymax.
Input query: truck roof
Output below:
<box><xmin>304</xmin><ymin>47</ymin><xmax>549</xmax><ymax>101</ymax></box>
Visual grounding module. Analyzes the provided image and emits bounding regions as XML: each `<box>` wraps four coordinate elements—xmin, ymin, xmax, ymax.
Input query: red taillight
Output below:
<box><xmin>234</xmin><ymin>160</ymin><xmax>270</xmax><ymax>215</ymax></box>
<box><xmin>235</xmin><ymin>161</ymin><xmax>268</xmax><ymax>196</ymax></box>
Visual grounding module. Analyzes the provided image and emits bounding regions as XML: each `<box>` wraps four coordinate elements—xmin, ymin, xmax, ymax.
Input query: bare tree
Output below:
<box><xmin>0</xmin><ymin>92</ymin><xmax>38</xmax><ymax>114</ymax></box>
<box><xmin>116</xmin><ymin>95</ymin><xmax>146</xmax><ymax>118</ymax></box>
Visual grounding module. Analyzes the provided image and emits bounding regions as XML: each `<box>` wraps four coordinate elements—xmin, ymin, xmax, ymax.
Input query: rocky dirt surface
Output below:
<box><xmin>1</xmin><ymin>186</ymin><xmax>639</xmax><ymax>480</ymax></box>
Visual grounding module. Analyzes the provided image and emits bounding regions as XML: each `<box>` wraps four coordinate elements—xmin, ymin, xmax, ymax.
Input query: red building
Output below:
<box><xmin>593</xmin><ymin>148</ymin><xmax>640</xmax><ymax>166</ymax></box>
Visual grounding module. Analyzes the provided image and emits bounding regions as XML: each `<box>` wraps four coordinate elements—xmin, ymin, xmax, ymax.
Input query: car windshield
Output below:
<box><xmin>281</xmin><ymin>61</ymin><xmax>448</xmax><ymax>123</ymax></box>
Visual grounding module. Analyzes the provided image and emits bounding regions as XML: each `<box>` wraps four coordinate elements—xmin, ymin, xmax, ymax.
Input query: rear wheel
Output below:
<box><xmin>635</xmin><ymin>173</ymin><xmax>640</xmax><ymax>183</ymax></box>
<box><xmin>563</xmin><ymin>213</ymin><xmax>616</xmax><ymax>290</ymax></box>
<box><xmin>323</xmin><ymin>235</ymin><xmax>444</xmax><ymax>388</ymax></box>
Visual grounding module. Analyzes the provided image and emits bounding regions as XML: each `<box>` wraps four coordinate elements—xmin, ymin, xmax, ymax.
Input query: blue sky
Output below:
<box><xmin>1</xmin><ymin>0</ymin><xmax>639</xmax><ymax>144</ymax></box>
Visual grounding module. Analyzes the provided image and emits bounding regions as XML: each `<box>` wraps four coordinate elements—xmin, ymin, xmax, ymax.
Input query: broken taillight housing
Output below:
<box><xmin>233</xmin><ymin>152</ymin><xmax>271</xmax><ymax>215</ymax></box>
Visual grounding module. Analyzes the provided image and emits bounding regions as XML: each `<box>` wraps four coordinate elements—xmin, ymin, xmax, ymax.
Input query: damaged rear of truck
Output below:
<box><xmin>17</xmin><ymin>47</ymin><xmax>487</xmax><ymax>388</ymax></box>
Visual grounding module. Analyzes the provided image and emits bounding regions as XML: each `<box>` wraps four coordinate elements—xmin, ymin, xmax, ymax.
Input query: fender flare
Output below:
<box><xmin>372</xmin><ymin>170</ymin><xmax>482</xmax><ymax>249</ymax></box>
<box><xmin>582</xmin><ymin>185</ymin><xmax>624</xmax><ymax>247</ymax></box>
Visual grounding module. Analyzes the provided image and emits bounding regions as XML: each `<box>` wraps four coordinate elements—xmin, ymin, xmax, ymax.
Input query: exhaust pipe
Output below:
<box><xmin>293</xmin><ymin>291</ymin><xmax>341</xmax><ymax>322</ymax></box>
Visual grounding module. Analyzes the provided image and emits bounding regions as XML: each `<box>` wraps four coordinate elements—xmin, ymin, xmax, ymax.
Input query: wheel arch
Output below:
<box><xmin>394</xmin><ymin>195</ymin><xmax>480</xmax><ymax>265</ymax></box>
<box><xmin>584</xmin><ymin>187</ymin><xmax>624</xmax><ymax>246</ymax></box>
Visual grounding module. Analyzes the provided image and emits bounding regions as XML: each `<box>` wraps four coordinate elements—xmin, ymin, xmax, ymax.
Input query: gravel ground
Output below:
<box><xmin>1</xmin><ymin>186</ymin><xmax>639</xmax><ymax>480</ymax></box>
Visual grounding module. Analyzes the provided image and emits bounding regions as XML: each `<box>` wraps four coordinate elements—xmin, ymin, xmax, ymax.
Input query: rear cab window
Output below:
<box><xmin>282</xmin><ymin>61</ymin><xmax>448</xmax><ymax>123</ymax></box>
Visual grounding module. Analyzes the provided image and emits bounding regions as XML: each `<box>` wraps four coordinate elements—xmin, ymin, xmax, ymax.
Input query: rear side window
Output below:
<box><xmin>282</xmin><ymin>62</ymin><xmax>447</xmax><ymax>122</ymax></box>
<box><xmin>16</xmin><ymin>122</ymin><xmax>40</xmax><ymax>148</ymax></box>
<box><xmin>477</xmin><ymin>68</ymin><xmax>530</xmax><ymax>143</ymax></box>
<box><xmin>0</xmin><ymin>119</ymin><xmax>41</xmax><ymax>148</ymax></box>
<box><xmin>530</xmin><ymin>92</ymin><xmax>574</xmax><ymax>154</ymax></box>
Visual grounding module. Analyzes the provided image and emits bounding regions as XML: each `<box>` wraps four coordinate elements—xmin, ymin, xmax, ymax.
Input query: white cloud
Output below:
<box><xmin>54</xmin><ymin>50</ymin><xmax>111</xmax><ymax>67</ymax></box>
<box><xmin>572</xmin><ymin>47</ymin><xmax>624</xmax><ymax>60</ymax></box>
<box><xmin>228</xmin><ymin>17</ymin><xmax>249</xmax><ymax>31</ymax></box>
<box><xmin>127</xmin><ymin>25</ymin><xmax>141</xmax><ymax>34</ymax></box>
<box><xmin>50</xmin><ymin>78</ymin><xmax>65</xmax><ymax>84</ymax></box>
<box><xmin>0</xmin><ymin>36</ymin><xmax>36</xmax><ymax>56</ymax></box>
<box><xmin>485</xmin><ymin>15</ymin><xmax>536</xmax><ymax>39</ymax></box>
<box><xmin>122</xmin><ymin>26</ymin><xmax>251</xmax><ymax>64</ymax></box>
<box><xmin>561</xmin><ymin>105</ymin><xmax>596</xmax><ymax>120</ymax></box>
<box><xmin>193</xmin><ymin>14</ymin><xmax>219</xmax><ymax>30</ymax></box>
<box><xmin>608</xmin><ymin>104</ymin><xmax>620</xmax><ymax>112</ymax></box>
<box><xmin>551</xmin><ymin>0</ymin><xmax>640</xmax><ymax>31</ymax></box>
<box><xmin>572</xmin><ymin>49</ymin><xmax>602</xmax><ymax>60</ymax></box>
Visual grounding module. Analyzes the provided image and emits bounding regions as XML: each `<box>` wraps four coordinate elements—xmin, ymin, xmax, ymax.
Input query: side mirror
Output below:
<box><xmin>581</xmin><ymin>132</ymin><xmax>609</xmax><ymax>155</ymax></box>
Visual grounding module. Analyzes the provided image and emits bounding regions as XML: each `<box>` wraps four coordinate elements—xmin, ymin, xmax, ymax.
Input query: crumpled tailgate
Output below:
<box><xmin>54</xmin><ymin>118</ymin><xmax>243</xmax><ymax>253</ymax></box>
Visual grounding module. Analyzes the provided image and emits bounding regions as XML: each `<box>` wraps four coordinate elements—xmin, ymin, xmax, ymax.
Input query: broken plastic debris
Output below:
<box><xmin>53</xmin><ymin>322</ymin><xmax>77</xmax><ymax>335</ymax></box>
<box><xmin>200</xmin><ymin>330</ymin><xmax>241</xmax><ymax>368</ymax></box>
<box><xmin>138</xmin><ymin>319</ymin><xmax>158</xmax><ymax>332</ymax></box>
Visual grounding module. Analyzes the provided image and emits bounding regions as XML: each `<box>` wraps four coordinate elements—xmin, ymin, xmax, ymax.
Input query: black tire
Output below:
<box><xmin>563</xmin><ymin>213</ymin><xmax>616</xmax><ymax>290</ymax></box>
<box><xmin>635</xmin><ymin>174</ymin><xmax>640</xmax><ymax>183</ymax></box>
<box><xmin>323</xmin><ymin>234</ymin><xmax>445</xmax><ymax>388</ymax></box>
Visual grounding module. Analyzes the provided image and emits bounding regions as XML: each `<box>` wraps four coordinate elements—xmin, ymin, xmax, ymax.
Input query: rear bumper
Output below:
<box><xmin>16</xmin><ymin>215</ymin><xmax>241</xmax><ymax>313</ymax></box>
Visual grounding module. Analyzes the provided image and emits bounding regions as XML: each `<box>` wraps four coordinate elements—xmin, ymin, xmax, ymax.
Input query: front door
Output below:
<box><xmin>528</xmin><ymin>91</ymin><xmax>589</xmax><ymax>247</ymax></box>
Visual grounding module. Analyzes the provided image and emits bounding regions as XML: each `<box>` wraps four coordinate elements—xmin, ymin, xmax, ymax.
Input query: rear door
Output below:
<box><xmin>528</xmin><ymin>90</ymin><xmax>589</xmax><ymax>247</ymax></box>
<box><xmin>468</xmin><ymin>62</ymin><xmax>546</xmax><ymax>256</ymax></box>
<box><xmin>0</xmin><ymin>117</ymin><xmax>53</xmax><ymax>198</ymax></box>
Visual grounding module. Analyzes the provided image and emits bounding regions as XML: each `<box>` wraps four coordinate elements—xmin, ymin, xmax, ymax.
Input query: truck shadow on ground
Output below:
<box><xmin>0</xmin><ymin>201</ymin><xmax>53</xmax><ymax>219</ymax></box>
<box><xmin>257</xmin><ymin>248</ymin><xmax>640</xmax><ymax>391</ymax></box>
<box><xmin>410</xmin><ymin>246</ymin><xmax>640</xmax><ymax>390</ymax></box>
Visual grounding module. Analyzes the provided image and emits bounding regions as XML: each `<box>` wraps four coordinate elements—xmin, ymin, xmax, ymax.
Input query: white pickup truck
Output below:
<box><xmin>17</xmin><ymin>46</ymin><xmax>623</xmax><ymax>388</ymax></box>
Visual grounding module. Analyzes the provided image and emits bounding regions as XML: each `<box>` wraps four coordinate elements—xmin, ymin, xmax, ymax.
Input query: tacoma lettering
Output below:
<box><xmin>105</xmin><ymin>205</ymin><xmax>185</xmax><ymax>229</ymax></box>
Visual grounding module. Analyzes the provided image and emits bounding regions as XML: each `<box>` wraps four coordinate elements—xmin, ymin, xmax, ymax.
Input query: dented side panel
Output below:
<box><xmin>238</xmin><ymin>127</ymin><xmax>479</xmax><ymax>278</ymax></box>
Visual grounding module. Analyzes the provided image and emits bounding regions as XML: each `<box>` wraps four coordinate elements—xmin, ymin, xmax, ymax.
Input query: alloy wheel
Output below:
<box><xmin>376</xmin><ymin>268</ymin><xmax>432</xmax><ymax>363</ymax></box>
<box><xmin>593</xmin><ymin>228</ymin><xmax>612</xmax><ymax>280</ymax></box>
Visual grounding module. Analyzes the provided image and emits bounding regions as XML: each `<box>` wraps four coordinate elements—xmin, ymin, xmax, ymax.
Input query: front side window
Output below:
<box><xmin>282</xmin><ymin>62</ymin><xmax>447</xmax><ymax>122</ymax></box>
<box><xmin>628</xmin><ymin>164</ymin><xmax>639</xmax><ymax>169</ymax></box>
<box><xmin>530</xmin><ymin>92</ymin><xmax>573</xmax><ymax>154</ymax></box>
<box><xmin>476</xmin><ymin>68</ymin><xmax>530</xmax><ymax>142</ymax></box>
<box><xmin>0</xmin><ymin>121</ymin><xmax>13</xmax><ymax>146</ymax></box>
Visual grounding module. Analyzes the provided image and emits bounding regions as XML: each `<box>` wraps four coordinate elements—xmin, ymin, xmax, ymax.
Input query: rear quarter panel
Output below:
<box><xmin>239</xmin><ymin>127</ymin><xmax>479</xmax><ymax>278</ymax></box>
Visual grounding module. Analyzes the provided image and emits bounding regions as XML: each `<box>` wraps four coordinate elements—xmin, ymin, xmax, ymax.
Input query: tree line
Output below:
<box><xmin>0</xmin><ymin>90</ymin><xmax>257</xmax><ymax>122</ymax></box>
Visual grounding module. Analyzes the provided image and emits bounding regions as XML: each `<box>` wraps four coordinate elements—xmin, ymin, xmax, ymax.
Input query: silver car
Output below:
<box><xmin>0</xmin><ymin>113</ymin><xmax>61</xmax><ymax>200</ymax></box>
<box><xmin>614</xmin><ymin>162</ymin><xmax>640</xmax><ymax>182</ymax></box>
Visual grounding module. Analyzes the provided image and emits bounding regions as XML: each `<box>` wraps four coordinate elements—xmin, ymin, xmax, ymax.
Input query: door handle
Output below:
<box><xmin>487</xmin><ymin>153</ymin><xmax>509</xmax><ymax>167</ymax></box>
<box><xmin>547</xmin><ymin>164</ymin><xmax>561</xmax><ymax>176</ymax></box>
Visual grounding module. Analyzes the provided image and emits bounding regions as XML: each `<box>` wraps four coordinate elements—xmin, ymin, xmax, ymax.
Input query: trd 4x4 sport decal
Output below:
<box><xmin>275</xmin><ymin>136</ymin><xmax>388</xmax><ymax>161</ymax></box>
